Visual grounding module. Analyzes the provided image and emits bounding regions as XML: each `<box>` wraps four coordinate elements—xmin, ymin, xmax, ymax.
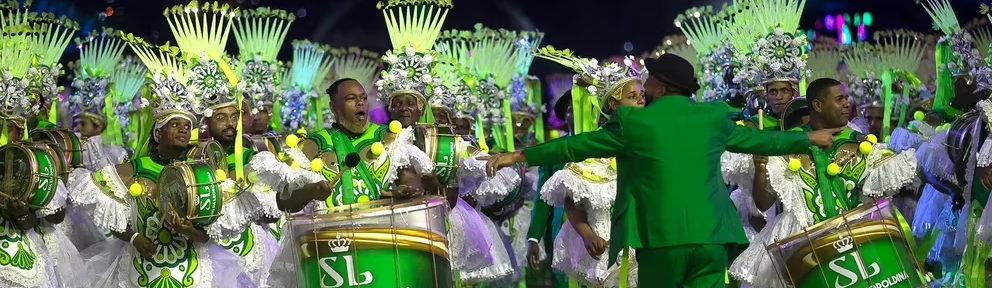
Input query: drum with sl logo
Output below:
<box><xmin>287</xmin><ymin>196</ymin><xmax>452</xmax><ymax>288</ymax></box>
<box><xmin>25</xmin><ymin>142</ymin><xmax>70</xmax><ymax>183</ymax></box>
<box><xmin>187</xmin><ymin>140</ymin><xmax>227</xmax><ymax>171</ymax></box>
<box><xmin>29</xmin><ymin>128</ymin><xmax>83</xmax><ymax>168</ymax></box>
<box><xmin>413</xmin><ymin>124</ymin><xmax>460</xmax><ymax>186</ymax></box>
<box><xmin>247</xmin><ymin>134</ymin><xmax>283</xmax><ymax>155</ymax></box>
<box><xmin>0</xmin><ymin>144</ymin><xmax>60</xmax><ymax>210</ymax></box>
<box><xmin>157</xmin><ymin>162</ymin><xmax>224</xmax><ymax>227</ymax></box>
<box><xmin>766</xmin><ymin>198</ymin><xmax>928</xmax><ymax>288</ymax></box>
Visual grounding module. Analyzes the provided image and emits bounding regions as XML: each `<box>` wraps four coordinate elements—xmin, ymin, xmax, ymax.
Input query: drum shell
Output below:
<box><xmin>413</xmin><ymin>124</ymin><xmax>460</xmax><ymax>186</ymax></box>
<box><xmin>287</xmin><ymin>196</ymin><xmax>452</xmax><ymax>288</ymax></box>
<box><xmin>248</xmin><ymin>135</ymin><xmax>283</xmax><ymax>155</ymax></box>
<box><xmin>0</xmin><ymin>144</ymin><xmax>59</xmax><ymax>210</ymax></box>
<box><xmin>29</xmin><ymin>129</ymin><xmax>82</xmax><ymax>168</ymax></box>
<box><xmin>157</xmin><ymin>163</ymin><xmax>223</xmax><ymax>227</ymax></box>
<box><xmin>766</xmin><ymin>199</ymin><xmax>927</xmax><ymax>288</ymax></box>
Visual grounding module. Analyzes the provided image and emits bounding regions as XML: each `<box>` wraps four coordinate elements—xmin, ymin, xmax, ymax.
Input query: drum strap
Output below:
<box><xmin>329</xmin><ymin>130</ymin><xmax>380</xmax><ymax>205</ymax></box>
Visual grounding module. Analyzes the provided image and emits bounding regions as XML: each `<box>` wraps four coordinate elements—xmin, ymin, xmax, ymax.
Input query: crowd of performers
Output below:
<box><xmin>3</xmin><ymin>0</ymin><xmax>992</xmax><ymax>287</ymax></box>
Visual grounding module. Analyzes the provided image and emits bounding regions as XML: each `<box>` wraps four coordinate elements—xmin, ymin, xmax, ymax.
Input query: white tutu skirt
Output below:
<box><xmin>447</xmin><ymin>198</ymin><xmax>495</xmax><ymax>272</ymax></box>
<box><xmin>37</xmin><ymin>222</ymin><xmax>90</xmax><ymax>287</ymax></box>
<box><xmin>730</xmin><ymin>211</ymin><xmax>805</xmax><ymax>288</ymax></box>
<box><xmin>247</xmin><ymin>224</ymin><xmax>279</xmax><ymax>287</ymax></box>
<box><xmin>61</xmin><ymin>204</ymin><xmax>110</xmax><ymax>252</ymax></box>
<box><xmin>459</xmin><ymin>215</ymin><xmax>519</xmax><ymax>285</ymax></box>
<box><xmin>82</xmin><ymin>239</ymin><xmax>255</xmax><ymax>288</ymax></box>
<box><xmin>552</xmin><ymin>221</ymin><xmax>610</xmax><ymax>285</ymax></box>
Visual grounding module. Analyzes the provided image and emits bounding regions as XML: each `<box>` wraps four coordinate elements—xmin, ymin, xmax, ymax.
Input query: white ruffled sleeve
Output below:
<box><xmin>204</xmin><ymin>179</ymin><xmax>265</xmax><ymax>239</ymax></box>
<box><xmin>860</xmin><ymin>144</ymin><xmax>917</xmax><ymax>198</ymax></box>
<box><xmin>36</xmin><ymin>179</ymin><xmax>69</xmax><ymax>217</ymax></box>
<box><xmin>458</xmin><ymin>149</ymin><xmax>521</xmax><ymax>207</ymax></box>
<box><xmin>721</xmin><ymin>151</ymin><xmax>754</xmax><ymax>188</ymax></box>
<box><xmin>539</xmin><ymin>161</ymin><xmax>617</xmax><ymax>211</ymax></box>
<box><xmin>245</xmin><ymin>151</ymin><xmax>303</xmax><ymax>217</ymax></box>
<box><xmin>765</xmin><ymin>156</ymin><xmax>814</xmax><ymax>227</ymax></box>
<box><xmin>66</xmin><ymin>166</ymin><xmax>132</xmax><ymax>232</ymax></box>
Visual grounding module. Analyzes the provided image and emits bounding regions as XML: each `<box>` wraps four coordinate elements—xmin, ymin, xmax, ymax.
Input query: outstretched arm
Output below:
<box><xmin>725</xmin><ymin>121</ymin><xmax>810</xmax><ymax>156</ymax></box>
<box><xmin>522</xmin><ymin>111</ymin><xmax>626</xmax><ymax>167</ymax></box>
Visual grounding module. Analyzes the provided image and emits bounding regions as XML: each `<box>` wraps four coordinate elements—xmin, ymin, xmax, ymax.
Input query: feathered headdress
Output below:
<box><xmin>331</xmin><ymin>47</ymin><xmax>381</xmax><ymax>95</ymax></box>
<box><xmin>110</xmin><ymin>56</ymin><xmax>148</xmax><ymax>146</ymax></box>
<box><xmin>843</xmin><ymin>43</ymin><xmax>884</xmax><ymax>109</ymax></box>
<box><xmin>164</xmin><ymin>1</ymin><xmax>239</xmax><ymax>115</ymax></box>
<box><xmin>675</xmin><ymin>6</ymin><xmax>727</xmax><ymax>101</ymax></box>
<box><xmin>233</xmin><ymin>7</ymin><xmax>294</xmax><ymax>108</ymax></box>
<box><xmin>510</xmin><ymin>29</ymin><xmax>544</xmax><ymax>120</ymax></box>
<box><xmin>281</xmin><ymin>40</ymin><xmax>332</xmax><ymax>131</ymax></box>
<box><xmin>433</xmin><ymin>33</ymin><xmax>475</xmax><ymax>118</ymax></box>
<box><xmin>806</xmin><ymin>41</ymin><xmax>843</xmax><ymax>81</ymax></box>
<box><xmin>374</xmin><ymin>0</ymin><xmax>450</xmax><ymax>106</ymax></box>
<box><xmin>465</xmin><ymin>25</ymin><xmax>523</xmax><ymax>127</ymax></box>
<box><xmin>745</xmin><ymin>0</ymin><xmax>808</xmax><ymax>84</ymax></box>
<box><xmin>721</xmin><ymin>0</ymin><xmax>765</xmax><ymax>94</ymax></box>
<box><xmin>0</xmin><ymin>0</ymin><xmax>39</xmax><ymax>125</ymax></box>
<box><xmin>120</xmin><ymin>33</ymin><xmax>200</xmax><ymax>125</ymax></box>
<box><xmin>26</xmin><ymin>12</ymin><xmax>78</xmax><ymax>125</ymax></box>
<box><xmin>70</xmin><ymin>28</ymin><xmax>127</xmax><ymax>124</ymax></box>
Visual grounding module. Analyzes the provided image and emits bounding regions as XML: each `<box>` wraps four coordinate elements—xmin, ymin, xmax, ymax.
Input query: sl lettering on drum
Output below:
<box><xmin>316</xmin><ymin>234</ymin><xmax>373</xmax><ymax>288</ymax></box>
<box><xmin>824</xmin><ymin>234</ymin><xmax>910</xmax><ymax>288</ymax></box>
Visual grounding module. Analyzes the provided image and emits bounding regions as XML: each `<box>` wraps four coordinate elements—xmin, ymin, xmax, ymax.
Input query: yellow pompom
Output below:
<box><xmin>285</xmin><ymin>134</ymin><xmax>300</xmax><ymax>148</ymax></box>
<box><xmin>609</xmin><ymin>158</ymin><xmax>617</xmax><ymax>170</ymax></box>
<box><xmin>128</xmin><ymin>182</ymin><xmax>144</xmax><ymax>197</ymax></box>
<box><xmin>913</xmin><ymin>110</ymin><xmax>925</xmax><ymax>122</ymax></box>
<box><xmin>549</xmin><ymin>130</ymin><xmax>560</xmax><ymax>139</ymax></box>
<box><xmin>937</xmin><ymin>123</ymin><xmax>950</xmax><ymax>131</ymax></box>
<box><xmin>290</xmin><ymin>161</ymin><xmax>300</xmax><ymax>170</ymax></box>
<box><xmin>310</xmin><ymin>158</ymin><xmax>325</xmax><ymax>172</ymax></box>
<box><xmin>845</xmin><ymin>182</ymin><xmax>855</xmax><ymax>191</ymax></box>
<box><xmin>215</xmin><ymin>169</ymin><xmax>227</xmax><ymax>181</ymax></box>
<box><xmin>357</xmin><ymin>195</ymin><xmax>371</xmax><ymax>203</ymax></box>
<box><xmin>788</xmin><ymin>158</ymin><xmax>802</xmax><ymax>172</ymax></box>
<box><xmin>370</xmin><ymin>142</ymin><xmax>385</xmax><ymax>156</ymax></box>
<box><xmin>735</xmin><ymin>120</ymin><xmax>745</xmax><ymax>126</ymax></box>
<box><xmin>388</xmin><ymin>120</ymin><xmax>402</xmax><ymax>133</ymax></box>
<box><xmin>859</xmin><ymin>141</ymin><xmax>873</xmax><ymax>154</ymax></box>
<box><xmin>247</xmin><ymin>172</ymin><xmax>259</xmax><ymax>184</ymax></box>
<box><xmin>296</xmin><ymin>128</ymin><xmax>307</xmax><ymax>135</ymax></box>
<box><xmin>584</xmin><ymin>158</ymin><xmax>595</xmax><ymax>163</ymax></box>
<box><xmin>827</xmin><ymin>163</ymin><xmax>840</xmax><ymax>176</ymax></box>
<box><xmin>865</xmin><ymin>134</ymin><xmax>878</xmax><ymax>144</ymax></box>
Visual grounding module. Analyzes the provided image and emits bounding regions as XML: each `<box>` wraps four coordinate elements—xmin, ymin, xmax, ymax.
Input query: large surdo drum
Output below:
<box><xmin>157</xmin><ymin>162</ymin><xmax>224</xmax><ymax>227</ymax></box>
<box><xmin>287</xmin><ymin>196</ymin><xmax>452</xmax><ymax>288</ymax></box>
<box><xmin>0</xmin><ymin>143</ymin><xmax>60</xmax><ymax>210</ymax></box>
<box><xmin>29</xmin><ymin>129</ymin><xmax>82</xmax><ymax>168</ymax></box>
<box><xmin>766</xmin><ymin>198</ymin><xmax>927</xmax><ymax>288</ymax></box>
<box><xmin>413</xmin><ymin>124</ymin><xmax>460</xmax><ymax>186</ymax></box>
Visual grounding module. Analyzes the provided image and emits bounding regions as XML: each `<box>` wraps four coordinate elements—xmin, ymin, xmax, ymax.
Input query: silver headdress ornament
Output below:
<box><xmin>164</xmin><ymin>1</ymin><xmax>239</xmax><ymax>116</ymax></box>
<box><xmin>844</xmin><ymin>43</ymin><xmax>884</xmax><ymax>109</ymax></box>
<box><xmin>331</xmin><ymin>47</ymin><xmax>381</xmax><ymax>97</ymax></box>
<box><xmin>675</xmin><ymin>6</ymin><xmax>726</xmax><ymax>101</ymax></box>
<box><xmin>281</xmin><ymin>40</ymin><xmax>331</xmax><ymax>130</ymax></box>
<box><xmin>120</xmin><ymin>33</ymin><xmax>200</xmax><ymax>124</ymax></box>
<box><xmin>745</xmin><ymin>0</ymin><xmax>808</xmax><ymax>84</ymax></box>
<box><xmin>374</xmin><ymin>0</ymin><xmax>451</xmax><ymax>106</ymax></box>
<box><xmin>464</xmin><ymin>25</ymin><xmax>525</xmax><ymax>125</ymax></box>
<box><xmin>233</xmin><ymin>7</ymin><xmax>295</xmax><ymax>109</ymax></box>
<box><xmin>70</xmin><ymin>28</ymin><xmax>127</xmax><ymax>123</ymax></box>
<box><xmin>721</xmin><ymin>0</ymin><xmax>765</xmax><ymax>94</ymax></box>
<box><xmin>0</xmin><ymin>0</ymin><xmax>39</xmax><ymax>123</ymax></box>
<box><xmin>535</xmin><ymin>46</ymin><xmax>646</xmax><ymax>108</ymax></box>
<box><xmin>975</xmin><ymin>11</ymin><xmax>992</xmax><ymax>92</ymax></box>
<box><xmin>922</xmin><ymin>0</ymin><xmax>977</xmax><ymax>77</ymax></box>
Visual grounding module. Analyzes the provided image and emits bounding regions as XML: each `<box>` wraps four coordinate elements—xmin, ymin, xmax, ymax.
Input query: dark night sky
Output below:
<box><xmin>48</xmin><ymin>0</ymin><xmax>992</xmax><ymax>76</ymax></box>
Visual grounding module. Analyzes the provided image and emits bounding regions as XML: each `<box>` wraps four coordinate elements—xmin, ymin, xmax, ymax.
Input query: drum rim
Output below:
<box><xmin>288</xmin><ymin>195</ymin><xmax>446</xmax><ymax>222</ymax></box>
<box><xmin>0</xmin><ymin>144</ymin><xmax>57</xmax><ymax>208</ymax></box>
<box><xmin>187</xmin><ymin>140</ymin><xmax>226</xmax><ymax>170</ymax></box>
<box><xmin>295</xmin><ymin>227</ymin><xmax>450</xmax><ymax>259</ymax></box>
<box><xmin>772</xmin><ymin>199</ymin><xmax>893</xmax><ymax>246</ymax></box>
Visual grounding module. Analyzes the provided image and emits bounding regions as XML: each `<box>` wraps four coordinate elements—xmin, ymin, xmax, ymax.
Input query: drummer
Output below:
<box><xmin>730</xmin><ymin>78</ymin><xmax>920</xmax><ymax>287</ymax></box>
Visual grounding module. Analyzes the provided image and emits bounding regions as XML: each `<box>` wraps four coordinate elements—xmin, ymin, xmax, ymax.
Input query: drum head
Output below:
<box><xmin>189</xmin><ymin>141</ymin><xmax>227</xmax><ymax>171</ymax></box>
<box><xmin>158</xmin><ymin>164</ymin><xmax>194</xmax><ymax>221</ymax></box>
<box><xmin>158</xmin><ymin>163</ymin><xmax>223</xmax><ymax>227</ymax></box>
<box><xmin>29</xmin><ymin>129</ymin><xmax>81</xmax><ymax>167</ymax></box>
<box><xmin>0</xmin><ymin>145</ymin><xmax>34</xmax><ymax>201</ymax></box>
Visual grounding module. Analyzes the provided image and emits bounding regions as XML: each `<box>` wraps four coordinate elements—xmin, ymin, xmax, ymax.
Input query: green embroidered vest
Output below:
<box><xmin>787</xmin><ymin>126</ymin><xmax>872</xmax><ymax>223</ymax></box>
<box><xmin>307</xmin><ymin>124</ymin><xmax>391</xmax><ymax>207</ymax></box>
<box><xmin>128</xmin><ymin>157</ymin><xmax>209</xmax><ymax>288</ymax></box>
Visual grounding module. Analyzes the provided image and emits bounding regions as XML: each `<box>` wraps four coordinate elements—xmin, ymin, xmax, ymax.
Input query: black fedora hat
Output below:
<box><xmin>644</xmin><ymin>54</ymin><xmax>701</xmax><ymax>93</ymax></box>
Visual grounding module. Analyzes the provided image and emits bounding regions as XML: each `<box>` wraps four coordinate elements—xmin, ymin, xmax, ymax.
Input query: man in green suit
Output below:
<box><xmin>480</xmin><ymin>55</ymin><xmax>842</xmax><ymax>287</ymax></box>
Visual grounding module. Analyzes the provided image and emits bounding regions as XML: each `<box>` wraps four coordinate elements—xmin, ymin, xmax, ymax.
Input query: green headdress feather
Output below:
<box><xmin>164</xmin><ymin>1</ymin><xmax>240</xmax><ymax>112</ymax></box>
<box><xmin>27</xmin><ymin>12</ymin><xmax>79</xmax><ymax>66</ymax></box>
<box><xmin>806</xmin><ymin>42</ymin><xmax>843</xmax><ymax>80</ymax></box>
<box><xmin>435</xmin><ymin>30</ymin><xmax>479</xmax><ymax>121</ymax></box>
<box><xmin>69</xmin><ymin>28</ymin><xmax>126</xmax><ymax>133</ymax></box>
<box><xmin>843</xmin><ymin>43</ymin><xmax>884</xmax><ymax>109</ymax></box>
<box><xmin>331</xmin><ymin>47</ymin><xmax>381</xmax><ymax>92</ymax></box>
<box><xmin>75</xmin><ymin>28</ymin><xmax>127</xmax><ymax>79</ymax></box>
<box><xmin>0</xmin><ymin>0</ymin><xmax>38</xmax><ymax>130</ymax></box>
<box><xmin>377</xmin><ymin>0</ymin><xmax>452</xmax><ymax>53</ymax></box>
<box><xmin>232</xmin><ymin>7</ymin><xmax>294</xmax><ymax>107</ymax></box>
<box><xmin>674</xmin><ymin>6</ymin><xmax>722</xmax><ymax>58</ymax></box>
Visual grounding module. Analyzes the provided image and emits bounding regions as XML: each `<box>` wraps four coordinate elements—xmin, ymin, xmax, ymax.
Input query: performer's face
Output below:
<box><xmin>73</xmin><ymin>116</ymin><xmax>105</xmax><ymax>138</ymax></box>
<box><xmin>156</xmin><ymin>117</ymin><xmax>192</xmax><ymax>150</ymax></box>
<box><xmin>388</xmin><ymin>93</ymin><xmax>423</xmax><ymax>128</ymax></box>
<box><xmin>432</xmin><ymin>107</ymin><xmax>451</xmax><ymax>125</ymax></box>
<box><xmin>862</xmin><ymin>106</ymin><xmax>884</xmax><ymax>137</ymax></box>
<box><xmin>764</xmin><ymin>81</ymin><xmax>795</xmax><ymax>115</ymax></box>
<box><xmin>643</xmin><ymin>76</ymin><xmax>663</xmax><ymax>103</ymax></box>
<box><xmin>617</xmin><ymin>81</ymin><xmax>646</xmax><ymax>108</ymax></box>
<box><xmin>330</xmin><ymin>80</ymin><xmax>370</xmax><ymax>134</ymax></box>
<box><xmin>250</xmin><ymin>103</ymin><xmax>273</xmax><ymax>134</ymax></box>
<box><xmin>206</xmin><ymin>106</ymin><xmax>241</xmax><ymax>146</ymax></box>
<box><xmin>812</xmin><ymin>84</ymin><xmax>851</xmax><ymax>129</ymax></box>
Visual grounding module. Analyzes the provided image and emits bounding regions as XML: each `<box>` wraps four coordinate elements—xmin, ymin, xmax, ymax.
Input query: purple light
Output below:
<box><xmin>857</xmin><ymin>24</ymin><xmax>866</xmax><ymax>41</ymax></box>
<box><xmin>825</xmin><ymin>15</ymin><xmax>834</xmax><ymax>30</ymax></box>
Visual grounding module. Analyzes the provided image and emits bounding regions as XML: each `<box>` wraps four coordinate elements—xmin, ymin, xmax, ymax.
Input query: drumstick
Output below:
<box><xmin>323</xmin><ymin>153</ymin><xmax>362</xmax><ymax>187</ymax></box>
<box><xmin>758</xmin><ymin>109</ymin><xmax>764</xmax><ymax>130</ymax></box>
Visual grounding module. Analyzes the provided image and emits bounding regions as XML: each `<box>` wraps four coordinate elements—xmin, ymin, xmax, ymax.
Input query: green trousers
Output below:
<box><xmin>637</xmin><ymin>244</ymin><xmax>728</xmax><ymax>288</ymax></box>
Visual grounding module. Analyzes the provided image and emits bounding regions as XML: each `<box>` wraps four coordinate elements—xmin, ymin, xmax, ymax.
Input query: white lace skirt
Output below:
<box><xmin>552</xmin><ymin>221</ymin><xmax>610</xmax><ymax>285</ymax></box>
<box><xmin>447</xmin><ymin>198</ymin><xmax>496</xmax><ymax>272</ymax></box>
<box><xmin>458</xmin><ymin>214</ymin><xmax>518</xmax><ymax>285</ymax></box>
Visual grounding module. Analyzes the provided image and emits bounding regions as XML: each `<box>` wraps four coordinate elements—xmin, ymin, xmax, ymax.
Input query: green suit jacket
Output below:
<box><xmin>521</xmin><ymin>96</ymin><xmax>812</xmax><ymax>261</ymax></box>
